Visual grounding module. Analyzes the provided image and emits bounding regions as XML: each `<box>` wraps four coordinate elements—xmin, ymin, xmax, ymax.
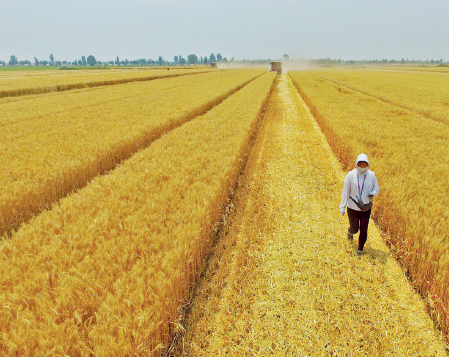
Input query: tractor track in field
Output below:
<box><xmin>171</xmin><ymin>74</ymin><xmax>447</xmax><ymax>356</ymax></box>
<box><xmin>309</xmin><ymin>72</ymin><xmax>449</xmax><ymax>127</ymax></box>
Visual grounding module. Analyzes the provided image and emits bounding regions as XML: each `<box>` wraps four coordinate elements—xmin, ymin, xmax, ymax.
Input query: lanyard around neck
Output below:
<box><xmin>358</xmin><ymin>174</ymin><xmax>366</xmax><ymax>199</ymax></box>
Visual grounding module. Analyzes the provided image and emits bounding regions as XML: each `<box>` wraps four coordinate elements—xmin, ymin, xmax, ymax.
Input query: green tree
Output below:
<box><xmin>209</xmin><ymin>53</ymin><xmax>216</xmax><ymax>63</ymax></box>
<box><xmin>158</xmin><ymin>56</ymin><xmax>163</xmax><ymax>65</ymax></box>
<box><xmin>204</xmin><ymin>56</ymin><xmax>208</xmax><ymax>64</ymax></box>
<box><xmin>124</xmin><ymin>59</ymin><xmax>129</xmax><ymax>65</ymax></box>
<box><xmin>188</xmin><ymin>54</ymin><xmax>198</xmax><ymax>64</ymax></box>
<box><xmin>81</xmin><ymin>56</ymin><xmax>87</xmax><ymax>66</ymax></box>
<box><xmin>34</xmin><ymin>57</ymin><xmax>39</xmax><ymax>66</ymax></box>
<box><xmin>8</xmin><ymin>55</ymin><xmax>18</xmax><ymax>65</ymax></box>
<box><xmin>115</xmin><ymin>56</ymin><xmax>120</xmax><ymax>65</ymax></box>
<box><xmin>87</xmin><ymin>55</ymin><xmax>97</xmax><ymax>66</ymax></box>
<box><xmin>217</xmin><ymin>53</ymin><xmax>222</xmax><ymax>61</ymax></box>
<box><xmin>174</xmin><ymin>55</ymin><xmax>178</xmax><ymax>64</ymax></box>
<box><xmin>49</xmin><ymin>54</ymin><xmax>55</xmax><ymax>66</ymax></box>
<box><xmin>179</xmin><ymin>57</ymin><xmax>186</xmax><ymax>65</ymax></box>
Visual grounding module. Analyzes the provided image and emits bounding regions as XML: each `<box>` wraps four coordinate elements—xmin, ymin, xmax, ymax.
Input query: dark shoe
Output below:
<box><xmin>347</xmin><ymin>232</ymin><xmax>353</xmax><ymax>241</ymax></box>
<box><xmin>357</xmin><ymin>250</ymin><xmax>363</xmax><ymax>256</ymax></box>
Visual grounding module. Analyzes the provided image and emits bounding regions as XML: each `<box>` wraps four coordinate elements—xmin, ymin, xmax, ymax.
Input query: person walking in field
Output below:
<box><xmin>340</xmin><ymin>153</ymin><xmax>379</xmax><ymax>255</ymax></box>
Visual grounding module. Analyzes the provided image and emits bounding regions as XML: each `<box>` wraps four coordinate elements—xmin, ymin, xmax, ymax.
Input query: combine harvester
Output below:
<box><xmin>270</xmin><ymin>61</ymin><xmax>282</xmax><ymax>74</ymax></box>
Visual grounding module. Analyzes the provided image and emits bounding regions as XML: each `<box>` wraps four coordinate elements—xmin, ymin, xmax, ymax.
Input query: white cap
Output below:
<box><xmin>356</xmin><ymin>153</ymin><xmax>369</xmax><ymax>166</ymax></box>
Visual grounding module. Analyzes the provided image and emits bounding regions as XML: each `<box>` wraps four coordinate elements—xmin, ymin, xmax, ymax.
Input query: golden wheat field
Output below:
<box><xmin>382</xmin><ymin>66</ymin><xmax>449</xmax><ymax>73</ymax></box>
<box><xmin>306</xmin><ymin>68</ymin><xmax>449</xmax><ymax>125</ymax></box>
<box><xmin>174</xmin><ymin>73</ymin><xmax>447</xmax><ymax>357</ymax></box>
<box><xmin>0</xmin><ymin>69</ymin><xmax>263</xmax><ymax>237</ymax></box>
<box><xmin>0</xmin><ymin>67</ymin><xmax>448</xmax><ymax>356</ymax></box>
<box><xmin>290</xmin><ymin>69</ymin><xmax>449</xmax><ymax>339</ymax></box>
<box><xmin>0</xmin><ymin>67</ymin><xmax>213</xmax><ymax>97</ymax></box>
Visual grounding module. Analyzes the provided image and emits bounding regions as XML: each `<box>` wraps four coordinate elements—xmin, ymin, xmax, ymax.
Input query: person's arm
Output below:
<box><xmin>339</xmin><ymin>173</ymin><xmax>351</xmax><ymax>215</ymax></box>
<box><xmin>368</xmin><ymin>173</ymin><xmax>380</xmax><ymax>198</ymax></box>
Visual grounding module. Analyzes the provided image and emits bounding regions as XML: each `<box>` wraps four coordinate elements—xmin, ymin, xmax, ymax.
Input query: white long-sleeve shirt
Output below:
<box><xmin>340</xmin><ymin>169</ymin><xmax>379</xmax><ymax>214</ymax></box>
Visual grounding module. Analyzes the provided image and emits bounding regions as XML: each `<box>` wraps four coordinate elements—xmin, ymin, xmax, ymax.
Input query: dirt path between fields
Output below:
<box><xmin>172</xmin><ymin>74</ymin><xmax>447</xmax><ymax>356</ymax></box>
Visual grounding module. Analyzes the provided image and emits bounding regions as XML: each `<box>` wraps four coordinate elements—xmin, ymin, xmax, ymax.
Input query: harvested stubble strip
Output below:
<box><xmin>0</xmin><ymin>72</ymin><xmax>276</xmax><ymax>356</ymax></box>
<box><xmin>177</xmin><ymin>74</ymin><xmax>446</xmax><ymax>356</ymax></box>
<box><xmin>0</xmin><ymin>68</ymin><xmax>214</xmax><ymax>98</ymax></box>
<box><xmin>289</xmin><ymin>71</ymin><xmax>449</xmax><ymax>338</ymax></box>
<box><xmin>309</xmin><ymin>68</ymin><xmax>449</xmax><ymax>125</ymax></box>
<box><xmin>0</xmin><ymin>69</ymin><xmax>263</xmax><ymax>237</ymax></box>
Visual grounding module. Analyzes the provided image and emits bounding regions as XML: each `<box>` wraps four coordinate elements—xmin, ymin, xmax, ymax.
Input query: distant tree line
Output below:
<box><xmin>1</xmin><ymin>53</ymin><xmax>229</xmax><ymax>67</ymax></box>
<box><xmin>226</xmin><ymin>57</ymin><xmax>448</xmax><ymax>67</ymax></box>
<box><xmin>2</xmin><ymin>54</ymin><xmax>447</xmax><ymax>68</ymax></box>
<box><xmin>306</xmin><ymin>58</ymin><xmax>447</xmax><ymax>66</ymax></box>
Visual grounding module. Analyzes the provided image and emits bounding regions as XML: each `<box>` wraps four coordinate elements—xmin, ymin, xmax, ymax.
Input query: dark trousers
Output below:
<box><xmin>347</xmin><ymin>207</ymin><xmax>371</xmax><ymax>251</ymax></box>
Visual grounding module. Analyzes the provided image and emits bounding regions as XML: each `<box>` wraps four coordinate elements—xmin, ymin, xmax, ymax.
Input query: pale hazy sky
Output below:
<box><xmin>1</xmin><ymin>0</ymin><xmax>448</xmax><ymax>63</ymax></box>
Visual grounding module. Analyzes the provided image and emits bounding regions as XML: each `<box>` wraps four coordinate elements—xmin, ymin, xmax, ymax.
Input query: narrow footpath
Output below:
<box><xmin>174</xmin><ymin>74</ymin><xmax>446</xmax><ymax>356</ymax></box>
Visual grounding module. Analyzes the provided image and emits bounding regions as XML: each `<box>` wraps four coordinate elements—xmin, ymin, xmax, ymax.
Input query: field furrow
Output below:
<box><xmin>176</xmin><ymin>74</ymin><xmax>446</xmax><ymax>356</ymax></box>
<box><xmin>289</xmin><ymin>70</ymin><xmax>449</xmax><ymax>338</ymax></box>
<box><xmin>0</xmin><ymin>69</ymin><xmax>263</xmax><ymax>237</ymax></box>
<box><xmin>0</xmin><ymin>72</ymin><xmax>276</xmax><ymax>356</ymax></box>
<box><xmin>0</xmin><ymin>68</ymin><xmax>214</xmax><ymax>98</ymax></box>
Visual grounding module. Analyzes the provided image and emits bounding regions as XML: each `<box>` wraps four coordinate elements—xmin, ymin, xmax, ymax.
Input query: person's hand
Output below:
<box><xmin>367</xmin><ymin>194</ymin><xmax>374</xmax><ymax>200</ymax></box>
<box><xmin>340</xmin><ymin>211</ymin><xmax>345</xmax><ymax>216</ymax></box>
